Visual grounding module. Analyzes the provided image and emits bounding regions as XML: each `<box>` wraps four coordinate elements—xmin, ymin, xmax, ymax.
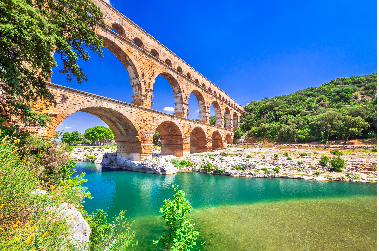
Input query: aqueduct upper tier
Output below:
<box><xmin>90</xmin><ymin>0</ymin><xmax>243</xmax><ymax>126</ymax></box>
<box><xmin>33</xmin><ymin>83</ymin><xmax>235</xmax><ymax>160</ymax></box>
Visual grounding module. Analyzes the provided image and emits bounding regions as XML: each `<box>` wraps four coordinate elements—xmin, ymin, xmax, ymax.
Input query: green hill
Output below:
<box><xmin>240</xmin><ymin>73</ymin><xmax>377</xmax><ymax>143</ymax></box>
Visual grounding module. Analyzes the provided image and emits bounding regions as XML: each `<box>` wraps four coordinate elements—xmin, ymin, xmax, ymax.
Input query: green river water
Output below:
<box><xmin>74</xmin><ymin>161</ymin><xmax>377</xmax><ymax>250</ymax></box>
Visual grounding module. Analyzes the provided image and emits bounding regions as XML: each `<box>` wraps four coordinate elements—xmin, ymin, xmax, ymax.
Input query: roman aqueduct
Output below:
<box><xmin>33</xmin><ymin>0</ymin><xmax>244</xmax><ymax>160</ymax></box>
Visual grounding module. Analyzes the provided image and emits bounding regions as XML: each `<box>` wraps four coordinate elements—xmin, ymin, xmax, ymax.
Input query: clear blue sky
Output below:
<box><xmin>53</xmin><ymin>0</ymin><xmax>377</xmax><ymax>133</ymax></box>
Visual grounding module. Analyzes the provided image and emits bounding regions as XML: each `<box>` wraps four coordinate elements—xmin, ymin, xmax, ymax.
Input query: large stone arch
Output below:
<box><xmin>156</xmin><ymin>121</ymin><xmax>184</xmax><ymax>157</ymax></box>
<box><xmin>152</xmin><ymin>71</ymin><xmax>185</xmax><ymax>117</ymax></box>
<box><xmin>188</xmin><ymin>88</ymin><xmax>207</xmax><ymax>123</ymax></box>
<box><xmin>212</xmin><ymin>130</ymin><xmax>223</xmax><ymax>150</ymax></box>
<box><xmin>101</xmin><ymin>36</ymin><xmax>145</xmax><ymax>107</ymax></box>
<box><xmin>49</xmin><ymin>102</ymin><xmax>142</xmax><ymax>160</ymax></box>
<box><xmin>190</xmin><ymin>127</ymin><xmax>207</xmax><ymax>153</ymax></box>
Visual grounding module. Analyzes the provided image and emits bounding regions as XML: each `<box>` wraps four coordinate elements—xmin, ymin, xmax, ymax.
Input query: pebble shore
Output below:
<box><xmin>70</xmin><ymin>146</ymin><xmax>377</xmax><ymax>183</ymax></box>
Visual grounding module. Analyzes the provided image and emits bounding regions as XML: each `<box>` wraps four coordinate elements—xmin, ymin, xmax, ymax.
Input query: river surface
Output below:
<box><xmin>74</xmin><ymin>161</ymin><xmax>377</xmax><ymax>250</ymax></box>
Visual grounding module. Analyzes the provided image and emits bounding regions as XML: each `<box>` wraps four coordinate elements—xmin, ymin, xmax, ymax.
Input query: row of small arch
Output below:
<box><xmin>110</xmin><ymin>23</ymin><xmax>239</xmax><ymax>110</ymax></box>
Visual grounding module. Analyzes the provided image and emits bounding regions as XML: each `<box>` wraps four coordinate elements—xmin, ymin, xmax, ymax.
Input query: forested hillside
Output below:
<box><xmin>240</xmin><ymin>73</ymin><xmax>377</xmax><ymax>143</ymax></box>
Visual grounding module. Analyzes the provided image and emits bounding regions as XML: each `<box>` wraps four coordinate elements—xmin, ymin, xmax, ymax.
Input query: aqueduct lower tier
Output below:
<box><xmin>33</xmin><ymin>83</ymin><xmax>235</xmax><ymax>160</ymax></box>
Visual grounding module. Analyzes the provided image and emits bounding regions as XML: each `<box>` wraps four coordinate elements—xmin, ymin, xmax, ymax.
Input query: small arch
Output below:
<box><xmin>224</xmin><ymin>107</ymin><xmax>231</xmax><ymax>128</ymax></box>
<box><xmin>153</xmin><ymin>72</ymin><xmax>184</xmax><ymax>117</ymax></box>
<box><xmin>202</xmin><ymin>83</ymin><xmax>206</xmax><ymax>89</ymax></box>
<box><xmin>133</xmin><ymin>37</ymin><xmax>144</xmax><ymax>48</ymax></box>
<box><xmin>233</xmin><ymin>112</ymin><xmax>238</xmax><ymax>127</ymax></box>
<box><xmin>156</xmin><ymin>121</ymin><xmax>183</xmax><ymax>156</ymax></box>
<box><xmin>214</xmin><ymin>90</ymin><xmax>217</xmax><ymax>96</ymax></box>
<box><xmin>177</xmin><ymin>66</ymin><xmax>183</xmax><ymax>73</ymax></box>
<box><xmin>212</xmin><ymin>131</ymin><xmax>223</xmax><ymax>150</ymax></box>
<box><xmin>189</xmin><ymin>90</ymin><xmax>207</xmax><ymax>122</ymax></box>
<box><xmin>187</xmin><ymin>72</ymin><xmax>191</xmax><ymax>79</ymax></box>
<box><xmin>111</xmin><ymin>23</ymin><xmax>125</xmax><ymax>36</ymax></box>
<box><xmin>225</xmin><ymin>133</ymin><xmax>233</xmax><ymax>144</ymax></box>
<box><xmin>151</xmin><ymin>49</ymin><xmax>159</xmax><ymax>58</ymax></box>
<box><xmin>210</xmin><ymin>101</ymin><xmax>223</xmax><ymax>127</ymax></box>
<box><xmin>165</xmin><ymin>59</ymin><xmax>172</xmax><ymax>67</ymax></box>
<box><xmin>208</xmin><ymin>87</ymin><xmax>212</xmax><ymax>93</ymax></box>
<box><xmin>195</xmin><ymin>79</ymin><xmax>199</xmax><ymax>84</ymax></box>
<box><xmin>190</xmin><ymin>127</ymin><xmax>207</xmax><ymax>153</ymax></box>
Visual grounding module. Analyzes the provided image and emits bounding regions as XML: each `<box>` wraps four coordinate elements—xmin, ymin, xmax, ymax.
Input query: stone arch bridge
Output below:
<box><xmin>33</xmin><ymin>0</ymin><xmax>244</xmax><ymax>160</ymax></box>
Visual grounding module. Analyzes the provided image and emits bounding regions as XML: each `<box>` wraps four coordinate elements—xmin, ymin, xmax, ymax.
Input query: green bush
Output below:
<box><xmin>330</xmin><ymin>149</ymin><xmax>343</xmax><ymax>156</ymax></box>
<box><xmin>260</xmin><ymin>168</ymin><xmax>270</xmax><ymax>174</ymax></box>
<box><xmin>319</xmin><ymin>155</ymin><xmax>329</xmax><ymax>167</ymax></box>
<box><xmin>300</xmin><ymin>152</ymin><xmax>307</xmax><ymax>156</ymax></box>
<box><xmin>220</xmin><ymin>151</ymin><xmax>229</xmax><ymax>156</ymax></box>
<box><xmin>153</xmin><ymin>186</ymin><xmax>199</xmax><ymax>250</ymax></box>
<box><xmin>171</xmin><ymin>159</ymin><xmax>180</xmax><ymax>168</ymax></box>
<box><xmin>246</xmin><ymin>155</ymin><xmax>252</xmax><ymax>158</ymax></box>
<box><xmin>0</xmin><ymin>136</ymin><xmax>88</xmax><ymax>249</ymax></box>
<box><xmin>330</xmin><ymin>157</ymin><xmax>345</xmax><ymax>172</ymax></box>
<box><xmin>87</xmin><ymin>209</ymin><xmax>136</xmax><ymax>250</ymax></box>
<box><xmin>283</xmin><ymin>152</ymin><xmax>289</xmax><ymax>157</ymax></box>
<box><xmin>298</xmin><ymin>161</ymin><xmax>303</xmax><ymax>165</ymax></box>
<box><xmin>371</xmin><ymin>147</ymin><xmax>377</xmax><ymax>152</ymax></box>
<box><xmin>273</xmin><ymin>154</ymin><xmax>278</xmax><ymax>160</ymax></box>
<box><xmin>287</xmin><ymin>157</ymin><xmax>292</xmax><ymax>160</ymax></box>
<box><xmin>179</xmin><ymin>160</ymin><xmax>192</xmax><ymax>169</ymax></box>
<box><xmin>274</xmin><ymin>167</ymin><xmax>280</xmax><ymax>173</ymax></box>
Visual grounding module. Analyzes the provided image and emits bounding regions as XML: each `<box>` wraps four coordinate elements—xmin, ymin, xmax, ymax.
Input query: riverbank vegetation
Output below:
<box><xmin>61</xmin><ymin>126</ymin><xmax>114</xmax><ymax>145</ymax></box>
<box><xmin>240</xmin><ymin>73</ymin><xmax>377</xmax><ymax>143</ymax></box>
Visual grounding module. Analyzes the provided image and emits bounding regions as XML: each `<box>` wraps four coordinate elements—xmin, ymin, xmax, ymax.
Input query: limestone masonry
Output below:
<box><xmin>32</xmin><ymin>0</ymin><xmax>244</xmax><ymax>160</ymax></box>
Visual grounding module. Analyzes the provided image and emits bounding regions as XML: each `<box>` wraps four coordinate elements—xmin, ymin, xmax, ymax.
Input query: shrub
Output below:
<box><xmin>179</xmin><ymin>160</ymin><xmax>192</xmax><ymax>169</ymax></box>
<box><xmin>372</xmin><ymin>147</ymin><xmax>377</xmax><ymax>152</ymax></box>
<box><xmin>87</xmin><ymin>209</ymin><xmax>136</xmax><ymax>250</ymax></box>
<box><xmin>153</xmin><ymin>186</ymin><xmax>199</xmax><ymax>250</ymax></box>
<box><xmin>319</xmin><ymin>155</ymin><xmax>329</xmax><ymax>167</ymax></box>
<box><xmin>260</xmin><ymin>168</ymin><xmax>270</xmax><ymax>174</ymax></box>
<box><xmin>300</xmin><ymin>152</ymin><xmax>307</xmax><ymax>156</ymax></box>
<box><xmin>330</xmin><ymin>157</ymin><xmax>345</xmax><ymax>172</ymax></box>
<box><xmin>287</xmin><ymin>157</ymin><xmax>292</xmax><ymax>160</ymax></box>
<box><xmin>220</xmin><ymin>151</ymin><xmax>229</xmax><ymax>157</ymax></box>
<box><xmin>283</xmin><ymin>152</ymin><xmax>289</xmax><ymax>157</ymax></box>
<box><xmin>274</xmin><ymin>167</ymin><xmax>280</xmax><ymax>173</ymax></box>
<box><xmin>171</xmin><ymin>159</ymin><xmax>180</xmax><ymax>168</ymax></box>
<box><xmin>246</xmin><ymin>155</ymin><xmax>252</xmax><ymax>158</ymax></box>
<box><xmin>273</xmin><ymin>154</ymin><xmax>278</xmax><ymax>160</ymax></box>
<box><xmin>298</xmin><ymin>161</ymin><xmax>303</xmax><ymax>165</ymax></box>
<box><xmin>330</xmin><ymin>149</ymin><xmax>343</xmax><ymax>156</ymax></box>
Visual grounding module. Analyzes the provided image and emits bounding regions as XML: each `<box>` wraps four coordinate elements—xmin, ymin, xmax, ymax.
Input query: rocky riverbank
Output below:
<box><xmin>70</xmin><ymin>146</ymin><xmax>377</xmax><ymax>183</ymax></box>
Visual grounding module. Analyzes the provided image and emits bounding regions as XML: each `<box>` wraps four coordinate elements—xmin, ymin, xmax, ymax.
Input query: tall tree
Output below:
<box><xmin>0</xmin><ymin>0</ymin><xmax>105</xmax><ymax>125</ymax></box>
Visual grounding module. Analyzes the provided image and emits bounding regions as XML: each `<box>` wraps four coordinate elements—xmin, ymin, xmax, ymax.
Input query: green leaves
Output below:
<box><xmin>0</xmin><ymin>0</ymin><xmax>105</xmax><ymax>124</ymax></box>
<box><xmin>84</xmin><ymin>126</ymin><xmax>114</xmax><ymax>144</ymax></box>
<box><xmin>153</xmin><ymin>185</ymin><xmax>200</xmax><ymax>251</ymax></box>
<box><xmin>240</xmin><ymin>73</ymin><xmax>377</xmax><ymax>143</ymax></box>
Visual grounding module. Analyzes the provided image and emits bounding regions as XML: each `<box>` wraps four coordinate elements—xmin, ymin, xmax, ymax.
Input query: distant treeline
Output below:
<box><xmin>240</xmin><ymin>73</ymin><xmax>377</xmax><ymax>143</ymax></box>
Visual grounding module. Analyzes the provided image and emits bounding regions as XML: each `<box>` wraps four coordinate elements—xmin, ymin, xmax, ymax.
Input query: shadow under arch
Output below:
<box><xmin>190</xmin><ymin>127</ymin><xmax>207</xmax><ymax>153</ymax></box>
<box><xmin>152</xmin><ymin>71</ymin><xmax>185</xmax><ymax>117</ymax></box>
<box><xmin>189</xmin><ymin>90</ymin><xmax>207</xmax><ymax>123</ymax></box>
<box><xmin>212</xmin><ymin>131</ymin><xmax>223</xmax><ymax>150</ymax></box>
<box><xmin>55</xmin><ymin>107</ymin><xmax>142</xmax><ymax>160</ymax></box>
<box><xmin>101</xmin><ymin>36</ymin><xmax>143</xmax><ymax>106</ymax></box>
<box><xmin>156</xmin><ymin>121</ymin><xmax>183</xmax><ymax>157</ymax></box>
